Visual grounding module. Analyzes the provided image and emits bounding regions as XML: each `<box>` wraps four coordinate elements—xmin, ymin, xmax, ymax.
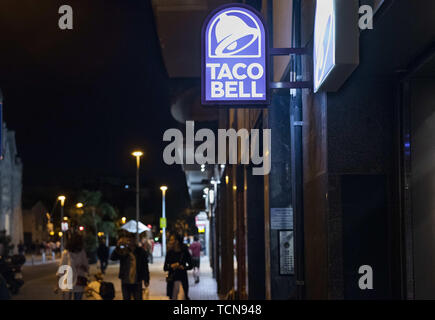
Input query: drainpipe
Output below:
<box><xmin>291</xmin><ymin>0</ymin><xmax>305</xmax><ymax>300</ymax></box>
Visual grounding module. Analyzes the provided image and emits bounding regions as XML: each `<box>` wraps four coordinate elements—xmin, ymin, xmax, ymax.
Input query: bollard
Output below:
<box><xmin>42</xmin><ymin>252</ymin><xmax>46</xmax><ymax>263</ymax></box>
<box><xmin>52</xmin><ymin>251</ymin><xmax>55</xmax><ymax>260</ymax></box>
<box><xmin>31</xmin><ymin>254</ymin><xmax>34</xmax><ymax>266</ymax></box>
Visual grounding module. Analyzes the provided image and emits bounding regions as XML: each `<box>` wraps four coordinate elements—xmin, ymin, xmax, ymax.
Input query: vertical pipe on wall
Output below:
<box><xmin>263</xmin><ymin>0</ymin><xmax>274</xmax><ymax>301</ymax></box>
<box><xmin>291</xmin><ymin>0</ymin><xmax>305</xmax><ymax>300</ymax></box>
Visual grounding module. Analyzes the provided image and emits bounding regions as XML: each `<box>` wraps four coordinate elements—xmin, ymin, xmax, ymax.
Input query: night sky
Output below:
<box><xmin>0</xmin><ymin>0</ymin><xmax>189</xmax><ymax>219</ymax></box>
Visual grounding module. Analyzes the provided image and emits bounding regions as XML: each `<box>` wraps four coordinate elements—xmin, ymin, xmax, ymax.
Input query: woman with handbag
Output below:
<box><xmin>56</xmin><ymin>234</ymin><xmax>89</xmax><ymax>300</ymax></box>
<box><xmin>164</xmin><ymin>234</ymin><xmax>193</xmax><ymax>300</ymax></box>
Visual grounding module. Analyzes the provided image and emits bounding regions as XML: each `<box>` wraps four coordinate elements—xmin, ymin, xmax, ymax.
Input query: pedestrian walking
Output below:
<box><xmin>164</xmin><ymin>234</ymin><xmax>193</xmax><ymax>300</ymax></box>
<box><xmin>189</xmin><ymin>235</ymin><xmax>201</xmax><ymax>284</ymax></box>
<box><xmin>55</xmin><ymin>241</ymin><xmax>61</xmax><ymax>256</ymax></box>
<box><xmin>110</xmin><ymin>233</ymin><xmax>150</xmax><ymax>300</ymax></box>
<box><xmin>97</xmin><ymin>241</ymin><xmax>109</xmax><ymax>274</ymax></box>
<box><xmin>17</xmin><ymin>242</ymin><xmax>25</xmax><ymax>256</ymax></box>
<box><xmin>149</xmin><ymin>239</ymin><xmax>155</xmax><ymax>264</ymax></box>
<box><xmin>39</xmin><ymin>241</ymin><xmax>45</xmax><ymax>255</ymax></box>
<box><xmin>56</xmin><ymin>234</ymin><xmax>89</xmax><ymax>300</ymax></box>
<box><xmin>142</xmin><ymin>237</ymin><xmax>153</xmax><ymax>264</ymax></box>
<box><xmin>31</xmin><ymin>242</ymin><xmax>36</xmax><ymax>255</ymax></box>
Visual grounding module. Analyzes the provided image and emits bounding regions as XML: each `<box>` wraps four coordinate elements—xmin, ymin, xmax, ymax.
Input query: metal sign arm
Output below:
<box><xmin>270</xmin><ymin>47</ymin><xmax>312</xmax><ymax>90</ymax></box>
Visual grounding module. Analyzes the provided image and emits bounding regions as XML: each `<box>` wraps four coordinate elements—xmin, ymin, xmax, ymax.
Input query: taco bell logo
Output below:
<box><xmin>202</xmin><ymin>5</ymin><xmax>269</xmax><ymax>105</ymax></box>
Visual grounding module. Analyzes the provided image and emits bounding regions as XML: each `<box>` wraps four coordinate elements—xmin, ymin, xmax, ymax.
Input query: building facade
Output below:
<box><xmin>0</xmin><ymin>88</ymin><xmax>23</xmax><ymax>250</ymax></box>
<box><xmin>22</xmin><ymin>201</ymin><xmax>48</xmax><ymax>247</ymax></box>
<box><xmin>0</xmin><ymin>89</ymin><xmax>24</xmax><ymax>252</ymax></box>
<box><xmin>153</xmin><ymin>0</ymin><xmax>435</xmax><ymax>299</ymax></box>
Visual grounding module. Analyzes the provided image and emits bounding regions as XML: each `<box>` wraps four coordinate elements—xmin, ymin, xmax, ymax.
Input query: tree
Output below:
<box><xmin>98</xmin><ymin>202</ymin><xmax>119</xmax><ymax>242</ymax></box>
<box><xmin>69</xmin><ymin>190</ymin><xmax>119</xmax><ymax>259</ymax></box>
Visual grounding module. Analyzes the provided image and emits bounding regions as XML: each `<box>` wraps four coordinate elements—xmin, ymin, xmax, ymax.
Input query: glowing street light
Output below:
<box><xmin>132</xmin><ymin>151</ymin><xmax>144</xmax><ymax>158</ymax></box>
<box><xmin>132</xmin><ymin>150</ymin><xmax>144</xmax><ymax>244</ymax></box>
<box><xmin>58</xmin><ymin>232</ymin><xmax>63</xmax><ymax>237</ymax></box>
<box><xmin>160</xmin><ymin>186</ymin><xmax>168</xmax><ymax>256</ymax></box>
<box><xmin>121</xmin><ymin>217</ymin><xmax>127</xmax><ymax>224</ymax></box>
<box><xmin>58</xmin><ymin>195</ymin><xmax>66</xmax><ymax>252</ymax></box>
<box><xmin>58</xmin><ymin>195</ymin><xmax>66</xmax><ymax>206</ymax></box>
<box><xmin>76</xmin><ymin>202</ymin><xmax>84</xmax><ymax>208</ymax></box>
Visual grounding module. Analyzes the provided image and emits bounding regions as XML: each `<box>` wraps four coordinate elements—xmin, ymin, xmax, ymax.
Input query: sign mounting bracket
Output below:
<box><xmin>270</xmin><ymin>47</ymin><xmax>312</xmax><ymax>90</ymax></box>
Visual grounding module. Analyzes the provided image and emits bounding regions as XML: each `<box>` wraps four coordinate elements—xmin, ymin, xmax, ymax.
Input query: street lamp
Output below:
<box><xmin>76</xmin><ymin>202</ymin><xmax>84</xmax><ymax>208</ymax></box>
<box><xmin>121</xmin><ymin>217</ymin><xmax>127</xmax><ymax>224</ymax></box>
<box><xmin>160</xmin><ymin>186</ymin><xmax>168</xmax><ymax>257</ymax></box>
<box><xmin>132</xmin><ymin>150</ymin><xmax>143</xmax><ymax>244</ymax></box>
<box><xmin>58</xmin><ymin>195</ymin><xmax>66</xmax><ymax>252</ymax></box>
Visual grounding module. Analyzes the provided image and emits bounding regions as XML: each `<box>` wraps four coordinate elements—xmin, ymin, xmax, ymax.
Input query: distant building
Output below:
<box><xmin>22</xmin><ymin>201</ymin><xmax>48</xmax><ymax>247</ymax></box>
<box><xmin>0</xmin><ymin>89</ymin><xmax>24</xmax><ymax>253</ymax></box>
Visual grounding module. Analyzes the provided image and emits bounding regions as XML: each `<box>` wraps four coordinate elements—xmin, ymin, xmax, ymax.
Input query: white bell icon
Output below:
<box><xmin>214</xmin><ymin>13</ymin><xmax>260</xmax><ymax>57</ymax></box>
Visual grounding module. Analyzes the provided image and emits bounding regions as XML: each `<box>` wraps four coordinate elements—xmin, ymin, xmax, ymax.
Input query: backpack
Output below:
<box><xmin>99</xmin><ymin>281</ymin><xmax>115</xmax><ymax>300</ymax></box>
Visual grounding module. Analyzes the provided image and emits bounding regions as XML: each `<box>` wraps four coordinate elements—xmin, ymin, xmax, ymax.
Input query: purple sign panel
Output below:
<box><xmin>202</xmin><ymin>5</ymin><xmax>269</xmax><ymax>106</ymax></box>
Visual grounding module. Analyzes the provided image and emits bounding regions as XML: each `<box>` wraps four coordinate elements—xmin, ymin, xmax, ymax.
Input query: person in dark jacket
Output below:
<box><xmin>164</xmin><ymin>234</ymin><xmax>193</xmax><ymax>300</ymax></box>
<box><xmin>110</xmin><ymin>233</ymin><xmax>149</xmax><ymax>300</ymax></box>
<box><xmin>0</xmin><ymin>274</ymin><xmax>10</xmax><ymax>300</ymax></box>
<box><xmin>18</xmin><ymin>242</ymin><xmax>25</xmax><ymax>256</ymax></box>
<box><xmin>97</xmin><ymin>241</ymin><xmax>109</xmax><ymax>274</ymax></box>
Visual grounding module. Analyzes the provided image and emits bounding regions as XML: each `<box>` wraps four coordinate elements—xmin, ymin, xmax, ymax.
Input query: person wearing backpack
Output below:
<box><xmin>86</xmin><ymin>273</ymin><xmax>115</xmax><ymax>300</ymax></box>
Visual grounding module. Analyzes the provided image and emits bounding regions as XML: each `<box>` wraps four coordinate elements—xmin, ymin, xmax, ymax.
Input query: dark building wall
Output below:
<box><xmin>302</xmin><ymin>89</ymin><xmax>330</xmax><ymax>299</ymax></box>
<box><xmin>300</xmin><ymin>0</ymin><xmax>435</xmax><ymax>299</ymax></box>
<box><xmin>410</xmin><ymin>78</ymin><xmax>435</xmax><ymax>299</ymax></box>
<box><xmin>246</xmin><ymin>168</ymin><xmax>266</xmax><ymax>299</ymax></box>
<box><xmin>326</xmin><ymin>0</ymin><xmax>435</xmax><ymax>299</ymax></box>
<box><xmin>327</xmin><ymin>76</ymin><xmax>398</xmax><ymax>299</ymax></box>
<box><xmin>268</xmin><ymin>94</ymin><xmax>295</xmax><ymax>299</ymax></box>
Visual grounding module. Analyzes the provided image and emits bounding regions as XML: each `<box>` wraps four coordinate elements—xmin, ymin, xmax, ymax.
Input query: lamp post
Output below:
<box><xmin>58</xmin><ymin>195</ymin><xmax>66</xmax><ymax>252</ymax></box>
<box><xmin>132</xmin><ymin>151</ymin><xmax>143</xmax><ymax>244</ymax></box>
<box><xmin>160</xmin><ymin>186</ymin><xmax>168</xmax><ymax>257</ymax></box>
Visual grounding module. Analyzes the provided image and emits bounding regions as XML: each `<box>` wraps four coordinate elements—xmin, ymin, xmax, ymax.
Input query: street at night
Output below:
<box><xmin>13</xmin><ymin>256</ymin><xmax>217</xmax><ymax>300</ymax></box>
<box><xmin>1</xmin><ymin>0</ymin><xmax>435</xmax><ymax>315</ymax></box>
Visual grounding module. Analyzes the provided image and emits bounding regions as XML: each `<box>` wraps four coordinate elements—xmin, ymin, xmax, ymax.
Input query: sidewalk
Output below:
<box><xmin>87</xmin><ymin>256</ymin><xmax>219</xmax><ymax>300</ymax></box>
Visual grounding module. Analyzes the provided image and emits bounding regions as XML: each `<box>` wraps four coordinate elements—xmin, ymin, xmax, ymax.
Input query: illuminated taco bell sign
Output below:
<box><xmin>202</xmin><ymin>5</ymin><xmax>269</xmax><ymax>106</ymax></box>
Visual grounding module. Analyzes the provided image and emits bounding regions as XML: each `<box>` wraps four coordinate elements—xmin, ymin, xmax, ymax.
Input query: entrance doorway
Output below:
<box><xmin>404</xmin><ymin>52</ymin><xmax>435</xmax><ymax>299</ymax></box>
